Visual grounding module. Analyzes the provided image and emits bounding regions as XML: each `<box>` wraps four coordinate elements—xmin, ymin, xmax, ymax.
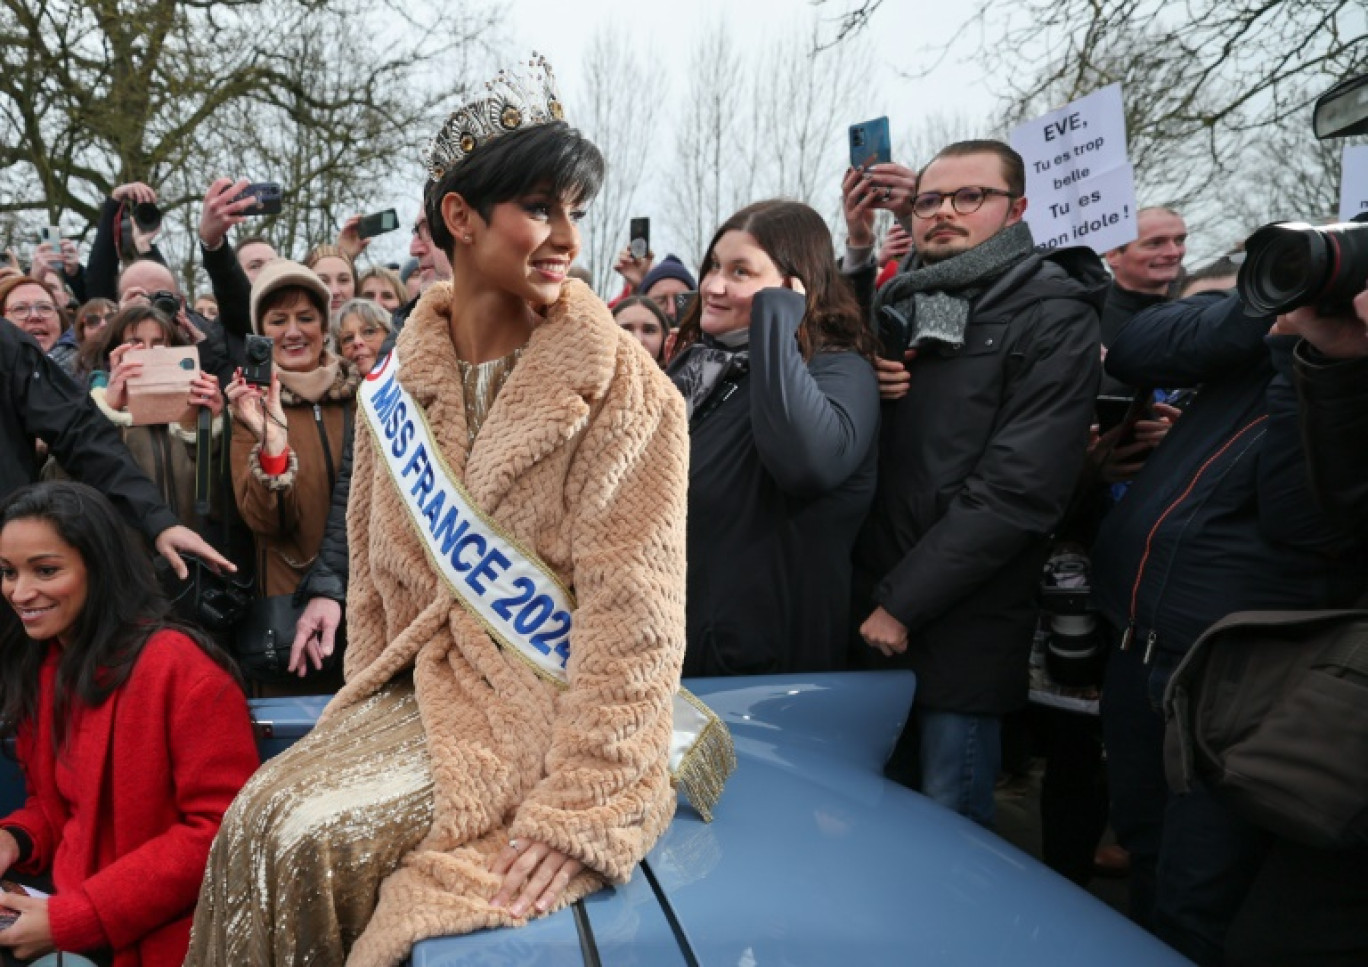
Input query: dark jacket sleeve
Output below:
<box><xmin>84</xmin><ymin>199</ymin><xmax>123</xmax><ymax>301</ymax></box>
<box><xmin>4</xmin><ymin>326</ymin><xmax>178</xmax><ymax>540</ymax></box>
<box><xmin>63</xmin><ymin>263</ymin><xmax>88</xmax><ymax>305</ymax></box>
<box><xmin>86</xmin><ymin>198</ymin><xmax>169</xmax><ymax>301</ymax></box>
<box><xmin>201</xmin><ymin>240</ymin><xmax>253</xmax><ymax>342</ymax></box>
<box><xmin>1292</xmin><ymin>343</ymin><xmax>1368</xmax><ymax>528</ymax></box>
<box><xmin>1105</xmin><ymin>291</ymin><xmax>1271</xmax><ymax>387</ymax></box>
<box><xmin>747</xmin><ymin>288</ymin><xmax>879</xmax><ymax>497</ymax></box>
<box><xmin>1256</xmin><ymin>335</ymin><xmax>1361</xmax><ymax>553</ymax></box>
<box><xmin>876</xmin><ymin>296</ymin><xmax>1102</xmax><ymax>629</ymax></box>
<box><xmin>294</xmin><ymin>417</ymin><xmax>352</xmax><ymax>604</ymax></box>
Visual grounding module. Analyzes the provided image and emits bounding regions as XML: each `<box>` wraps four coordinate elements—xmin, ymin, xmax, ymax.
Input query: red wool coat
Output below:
<box><xmin>2</xmin><ymin>629</ymin><xmax>258</xmax><ymax>967</ymax></box>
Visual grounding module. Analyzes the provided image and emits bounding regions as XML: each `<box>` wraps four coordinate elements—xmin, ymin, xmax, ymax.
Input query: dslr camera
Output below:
<box><xmin>149</xmin><ymin>289</ymin><xmax>181</xmax><ymax>318</ymax></box>
<box><xmin>1239</xmin><ymin>75</ymin><xmax>1368</xmax><ymax>315</ymax></box>
<box><xmin>243</xmin><ymin>334</ymin><xmax>273</xmax><ymax>387</ymax></box>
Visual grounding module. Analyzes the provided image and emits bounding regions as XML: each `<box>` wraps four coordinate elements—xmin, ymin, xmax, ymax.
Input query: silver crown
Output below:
<box><xmin>422</xmin><ymin>53</ymin><xmax>566</xmax><ymax>181</ymax></box>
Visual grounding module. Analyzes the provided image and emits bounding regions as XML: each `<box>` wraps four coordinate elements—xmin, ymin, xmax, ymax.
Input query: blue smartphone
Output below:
<box><xmin>849</xmin><ymin>116</ymin><xmax>892</xmax><ymax>170</ymax></box>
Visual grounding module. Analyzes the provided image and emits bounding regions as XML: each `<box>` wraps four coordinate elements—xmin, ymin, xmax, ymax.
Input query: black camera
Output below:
<box><xmin>1238</xmin><ymin>221</ymin><xmax>1368</xmax><ymax>316</ymax></box>
<box><xmin>243</xmin><ymin>334</ymin><xmax>273</xmax><ymax>387</ymax></box>
<box><xmin>149</xmin><ymin>289</ymin><xmax>181</xmax><ymax>317</ymax></box>
<box><xmin>132</xmin><ymin>201</ymin><xmax>162</xmax><ymax>233</ymax></box>
<box><xmin>1039</xmin><ymin>548</ymin><xmax>1105</xmax><ymax>688</ymax></box>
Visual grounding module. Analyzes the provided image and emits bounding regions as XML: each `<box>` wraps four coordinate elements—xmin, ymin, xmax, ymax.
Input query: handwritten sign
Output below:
<box><xmin>1339</xmin><ymin>144</ymin><xmax>1368</xmax><ymax>222</ymax></box>
<box><xmin>1010</xmin><ymin>84</ymin><xmax>1138</xmax><ymax>254</ymax></box>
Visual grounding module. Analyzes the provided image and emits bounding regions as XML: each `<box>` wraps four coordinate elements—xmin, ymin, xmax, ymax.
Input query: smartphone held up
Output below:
<box><xmin>849</xmin><ymin>116</ymin><xmax>891</xmax><ymax>171</ymax></box>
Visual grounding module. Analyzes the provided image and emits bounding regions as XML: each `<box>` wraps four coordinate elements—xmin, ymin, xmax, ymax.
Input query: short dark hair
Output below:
<box><xmin>922</xmin><ymin>140</ymin><xmax>1026</xmax><ymax>198</ymax></box>
<box><xmin>236</xmin><ymin>235</ymin><xmax>274</xmax><ymax>252</ymax></box>
<box><xmin>424</xmin><ymin>122</ymin><xmax>605</xmax><ymax>257</ymax></box>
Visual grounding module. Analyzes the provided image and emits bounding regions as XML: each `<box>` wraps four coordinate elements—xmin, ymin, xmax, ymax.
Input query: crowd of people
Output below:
<box><xmin>0</xmin><ymin>53</ymin><xmax>1363</xmax><ymax>967</ymax></box>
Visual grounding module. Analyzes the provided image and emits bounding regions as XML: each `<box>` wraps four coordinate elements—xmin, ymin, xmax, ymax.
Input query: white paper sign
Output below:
<box><xmin>1339</xmin><ymin>144</ymin><xmax>1368</xmax><ymax>222</ymax></box>
<box><xmin>1010</xmin><ymin>83</ymin><xmax>1138</xmax><ymax>254</ymax></box>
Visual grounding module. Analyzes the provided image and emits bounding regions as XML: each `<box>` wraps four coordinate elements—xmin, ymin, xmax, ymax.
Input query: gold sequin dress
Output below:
<box><xmin>185</xmin><ymin>349</ymin><xmax>523</xmax><ymax>967</ymax></box>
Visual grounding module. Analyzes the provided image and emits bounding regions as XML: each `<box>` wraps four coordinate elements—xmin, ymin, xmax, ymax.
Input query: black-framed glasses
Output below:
<box><xmin>912</xmin><ymin>187</ymin><xmax>1018</xmax><ymax>219</ymax></box>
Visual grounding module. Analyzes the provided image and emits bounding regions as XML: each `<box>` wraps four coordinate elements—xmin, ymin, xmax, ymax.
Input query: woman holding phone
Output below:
<box><xmin>668</xmin><ymin>200</ymin><xmax>880</xmax><ymax>676</ymax></box>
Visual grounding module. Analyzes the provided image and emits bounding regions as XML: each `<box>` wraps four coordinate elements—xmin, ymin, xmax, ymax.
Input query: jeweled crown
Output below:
<box><xmin>422</xmin><ymin>53</ymin><xmax>566</xmax><ymax>181</ymax></box>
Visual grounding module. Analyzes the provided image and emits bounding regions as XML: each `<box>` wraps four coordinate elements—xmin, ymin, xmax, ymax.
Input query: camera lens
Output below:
<box><xmin>1239</xmin><ymin>221</ymin><xmax>1368</xmax><ymax>315</ymax></box>
<box><xmin>247</xmin><ymin>338</ymin><xmax>272</xmax><ymax>362</ymax></box>
<box><xmin>132</xmin><ymin>201</ymin><xmax>162</xmax><ymax>233</ymax></box>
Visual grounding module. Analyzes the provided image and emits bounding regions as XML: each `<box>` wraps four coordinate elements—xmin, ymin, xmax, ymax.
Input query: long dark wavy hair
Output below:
<box><xmin>0</xmin><ymin>481</ymin><xmax>241</xmax><ymax>748</ymax></box>
<box><xmin>672</xmin><ymin>200</ymin><xmax>876</xmax><ymax>362</ymax></box>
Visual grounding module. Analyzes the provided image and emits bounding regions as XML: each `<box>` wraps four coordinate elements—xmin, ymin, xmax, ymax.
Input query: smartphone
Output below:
<box><xmin>673</xmin><ymin>290</ymin><xmax>696</xmax><ymax>321</ymax></box>
<box><xmin>40</xmin><ymin>225</ymin><xmax>61</xmax><ymax>245</ymax></box>
<box><xmin>629</xmin><ymin>217</ymin><xmax>650</xmax><ymax>260</ymax></box>
<box><xmin>1096</xmin><ymin>393</ymin><xmax>1151</xmax><ymax>445</ymax></box>
<box><xmin>357</xmin><ymin>209</ymin><xmax>400</xmax><ymax>239</ymax></box>
<box><xmin>125</xmin><ymin>346</ymin><xmax>200</xmax><ymax>426</ymax></box>
<box><xmin>235</xmin><ymin>182</ymin><xmax>283</xmax><ymax>216</ymax></box>
<box><xmin>849</xmin><ymin>116</ymin><xmax>892</xmax><ymax>171</ymax></box>
<box><xmin>243</xmin><ymin>334</ymin><xmax>274</xmax><ymax>387</ymax></box>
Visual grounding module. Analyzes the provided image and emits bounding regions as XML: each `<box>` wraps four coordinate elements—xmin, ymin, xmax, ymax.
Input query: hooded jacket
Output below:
<box><xmin>854</xmin><ymin>245</ymin><xmax>1108</xmax><ymax>714</ymax></box>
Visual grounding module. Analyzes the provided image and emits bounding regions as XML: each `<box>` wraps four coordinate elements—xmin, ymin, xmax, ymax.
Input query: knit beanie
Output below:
<box><xmin>639</xmin><ymin>255</ymin><xmax>696</xmax><ymax>295</ymax></box>
<box><xmin>250</xmin><ymin>260</ymin><xmax>332</xmax><ymax>334</ymax></box>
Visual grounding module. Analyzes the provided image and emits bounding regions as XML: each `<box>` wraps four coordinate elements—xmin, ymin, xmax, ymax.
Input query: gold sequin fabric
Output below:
<box><xmin>184</xmin><ymin>681</ymin><xmax>432</xmax><ymax>967</ymax></box>
<box><xmin>457</xmin><ymin>345</ymin><xmax>524</xmax><ymax>449</ymax></box>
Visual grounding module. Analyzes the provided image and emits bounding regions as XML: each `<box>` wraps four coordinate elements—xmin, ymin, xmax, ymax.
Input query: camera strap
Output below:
<box><xmin>195</xmin><ymin>406</ymin><xmax>212</xmax><ymax>517</ymax></box>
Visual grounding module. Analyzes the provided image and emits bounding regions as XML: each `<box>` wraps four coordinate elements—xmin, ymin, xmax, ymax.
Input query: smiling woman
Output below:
<box><xmin>0</xmin><ymin>481</ymin><xmax>256</xmax><ymax>967</ymax></box>
<box><xmin>223</xmin><ymin>262</ymin><xmax>359</xmax><ymax>686</ymax></box>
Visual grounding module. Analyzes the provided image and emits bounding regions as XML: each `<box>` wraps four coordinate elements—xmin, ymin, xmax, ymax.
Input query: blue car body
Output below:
<box><xmin>0</xmin><ymin>672</ymin><xmax>1188</xmax><ymax>965</ymax></box>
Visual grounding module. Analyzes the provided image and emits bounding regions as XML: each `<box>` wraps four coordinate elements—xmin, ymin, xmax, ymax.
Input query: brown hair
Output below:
<box><xmin>673</xmin><ymin>200</ymin><xmax>875</xmax><ymax>362</ymax></box>
<box><xmin>357</xmin><ymin>265</ymin><xmax>406</xmax><ymax>306</ymax></box>
<box><xmin>922</xmin><ymin>140</ymin><xmax>1026</xmax><ymax>198</ymax></box>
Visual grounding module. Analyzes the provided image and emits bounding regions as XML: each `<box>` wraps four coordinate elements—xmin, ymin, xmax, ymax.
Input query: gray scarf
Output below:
<box><xmin>874</xmin><ymin>220</ymin><xmax>1035</xmax><ymax>351</ymax></box>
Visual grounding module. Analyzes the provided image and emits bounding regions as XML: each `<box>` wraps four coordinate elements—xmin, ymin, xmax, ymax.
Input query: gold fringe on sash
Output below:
<box><xmin>671</xmin><ymin>690</ymin><xmax>738</xmax><ymax>823</ymax></box>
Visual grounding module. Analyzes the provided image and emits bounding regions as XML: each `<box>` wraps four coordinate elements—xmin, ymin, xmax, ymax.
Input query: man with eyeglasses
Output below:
<box><xmin>842</xmin><ymin>139</ymin><xmax>1107</xmax><ymax>828</ymax></box>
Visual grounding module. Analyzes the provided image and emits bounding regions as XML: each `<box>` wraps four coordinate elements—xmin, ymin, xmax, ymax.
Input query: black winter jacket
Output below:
<box><xmin>1091</xmin><ymin>293</ymin><xmax>1366</xmax><ymax>663</ymax></box>
<box><xmin>673</xmin><ymin>288</ymin><xmax>879</xmax><ymax>676</ymax></box>
<box><xmin>853</xmin><ymin>246</ymin><xmax>1107</xmax><ymax>715</ymax></box>
<box><xmin>1292</xmin><ymin>344</ymin><xmax>1368</xmax><ymax>529</ymax></box>
<box><xmin>0</xmin><ymin>321</ymin><xmax>178</xmax><ymax>540</ymax></box>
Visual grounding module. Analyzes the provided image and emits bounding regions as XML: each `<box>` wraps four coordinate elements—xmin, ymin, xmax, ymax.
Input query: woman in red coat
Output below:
<box><xmin>0</xmin><ymin>481</ymin><xmax>258</xmax><ymax>967</ymax></box>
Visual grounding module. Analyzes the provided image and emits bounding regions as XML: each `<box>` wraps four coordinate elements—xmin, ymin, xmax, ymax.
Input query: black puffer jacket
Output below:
<box><xmin>853</xmin><ymin>246</ymin><xmax>1107</xmax><ymax>714</ymax></box>
<box><xmin>1092</xmin><ymin>293</ymin><xmax>1367</xmax><ymax>663</ymax></box>
<box><xmin>1292</xmin><ymin>344</ymin><xmax>1368</xmax><ymax>529</ymax></box>
<box><xmin>0</xmin><ymin>320</ymin><xmax>177</xmax><ymax>539</ymax></box>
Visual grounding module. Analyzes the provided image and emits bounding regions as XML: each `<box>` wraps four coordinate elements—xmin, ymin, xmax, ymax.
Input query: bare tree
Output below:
<box><xmin>574</xmin><ymin>26</ymin><xmax>666</xmax><ymax>296</ymax></box>
<box><xmin>667</xmin><ymin>23</ymin><xmax>745</xmax><ymax>269</ymax></box>
<box><xmin>0</xmin><ymin>0</ymin><xmax>504</xmax><ymax>283</ymax></box>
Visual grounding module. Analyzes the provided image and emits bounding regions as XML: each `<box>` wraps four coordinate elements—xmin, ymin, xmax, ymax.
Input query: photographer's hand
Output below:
<box><xmin>112</xmin><ymin>182</ymin><xmax>157</xmax><ymax>205</ymax></box>
<box><xmin>1274</xmin><ymin>288</ymin><xmax>1368</xmax><ymax>359</ymax></box>
<box><xmin>199</xmin><ymin>177</ymin><xmax>255</xmax><ymax>250</ymax></box>
<box><xmin>613</xmin><ymin>246</ymin><xmax>652</xmax><ymax>289</ymax></box>
<box><xmin>338</xmin><ymin>214</ymin><xmax>372</xmax><ymax>261</ymax></box>
<box><xmin>841</xmin><ymin>167</ymin><xmax>879</xmax><ymax>249</ymax></box>
<box><xmin>59</xmin><ymin>238</ymin><xmax>81</xmax><ymax>276</ymax></box>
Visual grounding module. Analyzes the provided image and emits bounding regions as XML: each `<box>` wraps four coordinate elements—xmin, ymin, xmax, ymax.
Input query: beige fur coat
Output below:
<box><xmin>329</xmin><ymin>279</ymin><xmax>689</xmax><ymax>966</ymax></box>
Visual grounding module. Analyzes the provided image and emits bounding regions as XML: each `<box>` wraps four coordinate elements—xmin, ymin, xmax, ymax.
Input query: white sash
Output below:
<box><xmin>358</xmin><ymin>349</ymin><xmax>734</xmax><ymax>820</ymax></box>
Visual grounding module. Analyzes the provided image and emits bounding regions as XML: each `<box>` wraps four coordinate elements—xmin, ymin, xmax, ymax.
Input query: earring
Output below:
<box><xmin>464</xmin><ymin>234</ymin><xmax>473</xmax><ymax>243</ymax></box>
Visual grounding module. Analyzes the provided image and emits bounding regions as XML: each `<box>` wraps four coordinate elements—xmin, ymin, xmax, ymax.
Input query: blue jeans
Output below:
<box><xmin>916</xmin><ymin>708</ymin><xmax>1001</xmax><ymax>827</ymax></box>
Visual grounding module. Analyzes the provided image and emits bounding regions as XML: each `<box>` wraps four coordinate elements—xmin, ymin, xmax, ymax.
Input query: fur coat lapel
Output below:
<box><xmin>394</xmin><ymin>279</ymin><xmax>618</xmax><ymax>514</ymax></box>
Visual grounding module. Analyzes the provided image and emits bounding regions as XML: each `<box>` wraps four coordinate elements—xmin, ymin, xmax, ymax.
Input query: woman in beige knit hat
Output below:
<box><xmin>188</xmin><ymin>59</ymin><xmax>692</xmax><ymax>967</ymax></box>
<box><xmin>222</xmin><ymin>259</ymin><xmax>360</xmax><ymax>689</ymax></box>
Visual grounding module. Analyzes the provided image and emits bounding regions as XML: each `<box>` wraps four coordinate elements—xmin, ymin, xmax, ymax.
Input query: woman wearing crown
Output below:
<box><xmin>184</xmin><ymin>58</ymin><xmax>713</xmax><ymax>967</ymax></box>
